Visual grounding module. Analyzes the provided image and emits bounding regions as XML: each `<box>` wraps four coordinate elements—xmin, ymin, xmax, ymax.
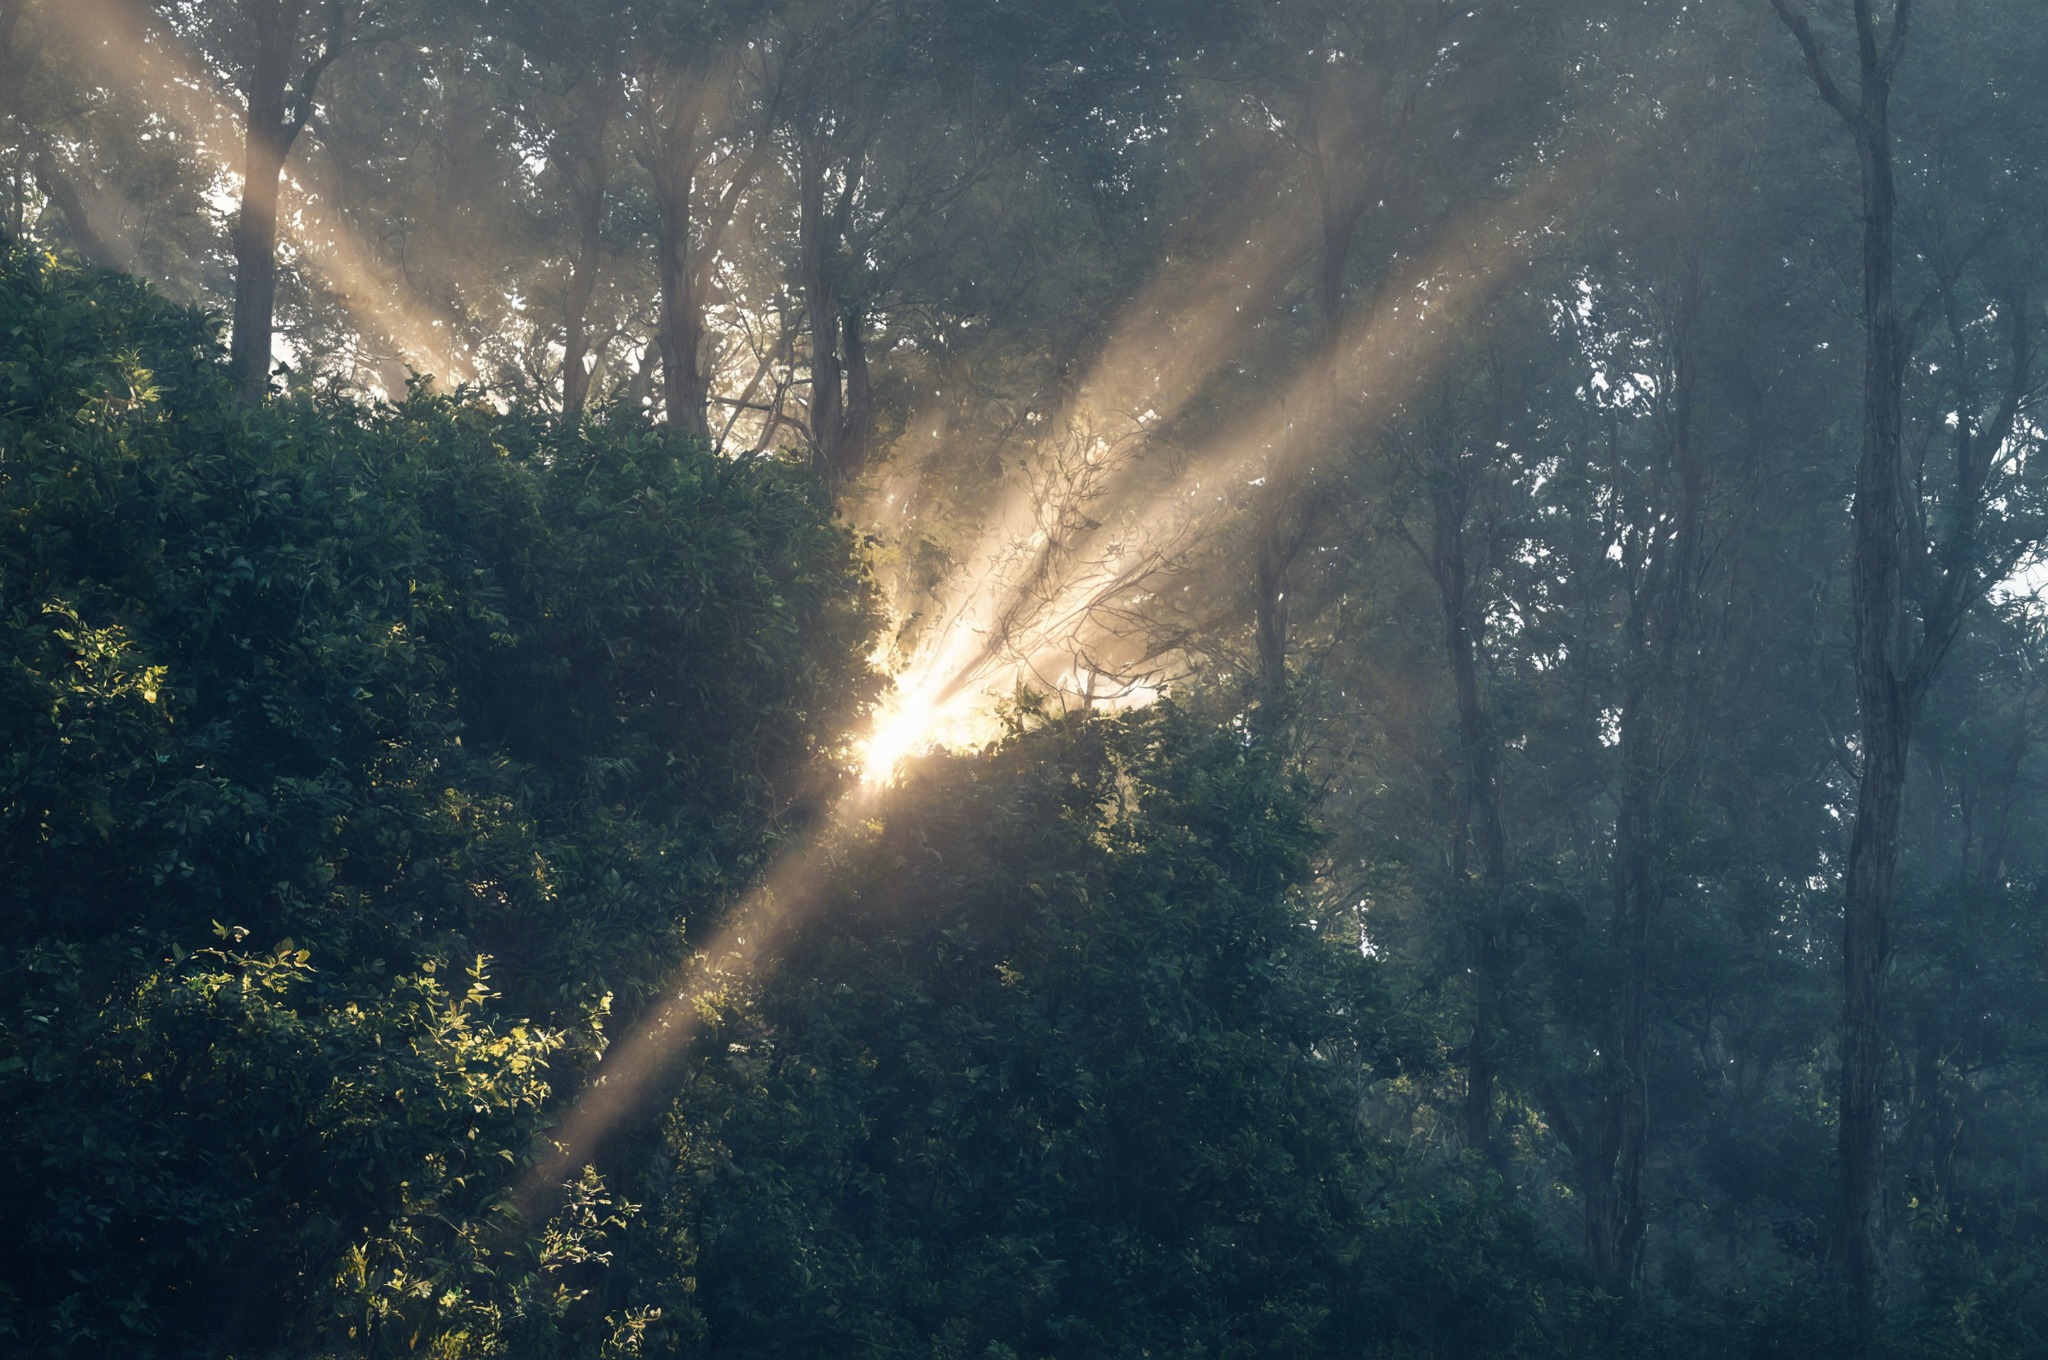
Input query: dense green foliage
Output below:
<box><xmin>0</xmin><ymin>242</ymin><xmax>878</xmax><ymax>1352</ymax></box>
<box><xmin>0</xmin><ymin>247</ymin><xmax>1581</xmax><ymax>1358</ymax></box>
<box><xmin>674</xmin><ymin>706</ymin><xmax>1564</xmax><ymax>1359</ymax></box>
<box><xmin>9</xmin><ymin>247</ymin><xmax>2041</xmax><ymax>1357</ymax></box>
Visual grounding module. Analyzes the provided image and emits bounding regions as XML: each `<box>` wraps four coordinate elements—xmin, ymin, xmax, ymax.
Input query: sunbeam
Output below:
<box><xmin>15</xmin><ymin>1</ymin><xmax>2045</xmax><ymax>1344</ymax></box>
<box><xmin>508</xmin><ymin>151</ymin><xmax>1594</xmax><ymax>1223</ymax></box>
<box><xmin>30</xmin><ymin>0</ymin><xmax>474</xmax><ymax>388</ymax></box>
<box><xmin>865</xmin><ymin>160</ymin><xmax>1588</xmax><ymax>778</ymax></box>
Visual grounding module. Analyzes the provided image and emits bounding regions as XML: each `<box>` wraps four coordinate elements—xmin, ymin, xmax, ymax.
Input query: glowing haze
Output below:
<box><xmin>511</xmin><ymin>155</ymin><xmax>1591</xmax><ymax>1226</ymax></box>
<box><xmin>29</xmin><ymin>0</ymin><xmax>1601</xmax><ymax>1229</ymax></box>
<box><xmin>852</xmin><ymin>163</ymin><xmax>1579</xmax><ymax>785</ymax></box>
<box><xmin>29</xmin><ymin>0</ymin><xmax>475</xmax><ymax>390</ymax></box>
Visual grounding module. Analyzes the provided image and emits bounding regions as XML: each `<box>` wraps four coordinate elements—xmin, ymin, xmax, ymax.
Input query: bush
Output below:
<box><xmin>0</xmin><ymin>242</ymin><xmax>877</xmax><ymax>1356</ymax></box>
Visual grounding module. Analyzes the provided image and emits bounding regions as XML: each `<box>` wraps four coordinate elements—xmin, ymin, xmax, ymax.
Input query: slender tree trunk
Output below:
<box><xmin>1254</xmin><ymin>111</ymin><xmax>1359</xmax><ymax>722</ymax></box>
<box><xmin>796</xmin><ymin>143</ymin><xmax>846</xmax><ymax>483</ymax></box>
<box><xmin>559</xmin><ymin>78</ymin><xmax>616</xmax><ymax>424</ymax></box>
<box><xmin>228</xmin><ymin>0</ymin><xmax>302</xmax><ymax>404</ymax></box>
<box><xmin>638</xmin><ymin>70</ymin><xmax>775</xmax><ymax>444</ymax></box>
<box><xmin>1840</xmin><ymin>31</ymin><xmax>1909</xmax><ymax>1319</ymax></box>
<box><xmin>1589</xmin><ymin>269</ymin><xmax>1703</xmax><ymax>1289</ymax></box>
<box><xmin>794</xmin><ymin>135</ymin><xmax>872</xmax><ymax>488</ymax></box>
<box><xmin>1767</xmin><ymin>1</ymin><xmax>1914</xmax><ymax>1317</ymax></box>
<box><xmin>1593</xmin><ymin>669</ymin><xmax>1658</xmax><ymax>1281</ymax></box>
<box><xmin>839</xmin><ymin>306</ymin><xmax>871</xmax><ymax>474</ymax></box>
<box><xmin>1431</xmin><ymin>474</ymin><xmax>1509</xmax><ymax>1161</ymax></box>
<box><xmin>5</xmin><ymin>1</ymin><xmax>122</xmax><ymax>267</ymax></box>
<box><xmin>651</xmin><ymin>145</ymin><xmax>711</xmax><ymax>443</ymax></box>
<box><xmin>1253</xmin><ymin>488</ymin><xmax>1294</xmax><ymax>718</ymax></box>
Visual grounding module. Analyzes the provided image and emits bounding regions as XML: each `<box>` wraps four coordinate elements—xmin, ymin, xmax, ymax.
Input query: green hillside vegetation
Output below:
<box><xmin>6</xmin><ymin>240</ymin><xmax>2046</xmax><ymax>1358</ymax></box>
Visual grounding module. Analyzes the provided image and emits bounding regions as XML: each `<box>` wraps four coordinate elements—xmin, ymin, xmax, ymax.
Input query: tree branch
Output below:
<box><xmin>1766</xmin><ymin>0</ymin><xmax>1858</xmax><ymax>128</ymax></box>
<box><xmin>1881</xmin><ymin>0</ymin><xmax>1913</xmax><ymax>78</ymax></box>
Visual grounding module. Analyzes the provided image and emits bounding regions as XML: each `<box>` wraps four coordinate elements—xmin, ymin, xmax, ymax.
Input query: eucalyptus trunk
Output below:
<box><xmin>1430</xmin><ymin>473</ymin><xmax>1510</xmax><ymax>1161</ymax></box>
<box><xmin>795</xmin><ymin>137</ymin><xmax>869</xmax><ymax>487</ymax></box>
<box><xmin>1839</xmin><ymin>17</ymin><xmax>1909</xmax><ymax>1319</ymax></box>
<box><xmin>559</xmin><ymin>76</ymin><xmax>616</xmax><ymax>424</ymax></box>
<box><xmin>651</xmin><ymin>145</ymin><xmax>711</xmax><ymax>443</ymax></box>
<box><xmin>228</xmin><ymin>0</ymin><xmax>302</xmax><ymax>404</ymax></box>
<box><xmin>1765</xmin><ymin>1</ymin><xmax>1916</xmax><ymax>1318</ymax></box>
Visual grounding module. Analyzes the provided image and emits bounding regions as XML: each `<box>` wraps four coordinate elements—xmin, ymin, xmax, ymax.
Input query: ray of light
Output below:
<box><xmin>858</xmin><ymin>163</ymin><xmax>1582</xmax><ymax>785</ymax></box>
<box><xmin>849</xmin><ymin>180</ymin><xmax>1325</xmax><ymax>777</ymax></box>
<box><xmin>30</xmin><ymin>0</ymin><xmax>473</xmax><ymax>388</ymax></box>
<box><xmin>511</xmin><ymin>783</ymin><xmax>877</xmax><ymax>1216</ymax></box>
<box><xmin>1012</xmin><ymin>165</ymin><xmax>1584</xmax><ymax>644</ymax></box>
<box><xmin>509</xmin><ymin>144</ymin><xmax>1603</xmax><ymax>1228</ymax></box>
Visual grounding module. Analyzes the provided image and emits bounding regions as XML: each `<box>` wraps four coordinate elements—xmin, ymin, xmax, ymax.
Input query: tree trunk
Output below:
<box><xmin>559</xmin><ymin>77</ymin><xmax>616</xmax><ymax>424</ymax></box>
<box><xmin>1840</xmin><ymin>26</ymin><xmax>1909</xmax><ymax>1319</ymax></box>
<box><xmin>653</xmin><ymin>186</ymin><xmax>708</xmax><ymax>441</ymax></box>
<box><xmin>1430</xmin><ymin>473</ymin><xmax>1510</xmax><ymax>1162</ymax></box>
<box><xmin>1766</xmin><ymin>1</ymin><xmax>1914</xmax><ymax>1318</ymax></box>
<box><xmin>1592</xmin><ymin>675</ymin><xmax>1657</xmax><ymax>1282</ymax></box>
<box><xmin>228</xmin><ymin>0</ymin><xmax>302</xmax><ymax>405</ymax></box>
<box><xmin>1589</xmin><ymin>265</ymin><xmax>1703</xmax><ymax>1289</ymax></box>
<box><xmin>3</xmin><ymin>2</ymin><xmax>124</xmax><ymax>266</ymax></box>
<box><xmin>1254</xmin><ymin>107</ymin><xmax>1359</xmax><ymax>726</ymax></box>
<box><xmin>797</xmin><ymin>145</ymin><xmax>843</xmax><ymax>482</ymax></box>
<box><xmin>795</xmin><ymin>136</ymin><xmax>870</xmax><ymax>488</ymax></box>
<box><xmin>839</xmin><ymin>306</ymin><xmax>871</xmax><ymax>475</ymax></box>
<box><xmin>651</xmin><ymin>145</ymin><xmax>711</xmax><ymax>443</ymax></box>
<box><xmin>638</xmin><ymin>70</ymin><xmax>775</xmax><ymax>445</ymax></box>
<box><xmin>1253</xmin><ymin>488</ymin><xmax>1294</xmax><ymax>719</ymax></box>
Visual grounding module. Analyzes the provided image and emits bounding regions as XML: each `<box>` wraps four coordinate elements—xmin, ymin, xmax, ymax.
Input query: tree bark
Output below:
<box><xmin>1587</xmin><ymin>264</ymin><xmax>1704</xmax><ymax>1288</ymax></box>
<box><xmin>1429</xmin><ymin>471</ymin><xmax>1510</xmax><ymax>1162</ymax></box>
<box><xmin>1253</xmin><ymin>89</ymin><xmax>1361</xmax><ymax>724</ymax></box>
<box><xmin>1594</xmin><ymin>645</ymin><xmax>1660</xmax><ymax>1282</ymax></box>
<box><xmin>559</xmin><ymin>75</ymin><xmax>617</xmax><ymax>424</ymax></box>
<box><xmin>1253</xmin><ymin>486</ymin><xmax>1295</xmax><ymax>719</ymax></box>
<box><xmin>650</xmin><ymin>132</ymin><xmax>711</xmax><ymax>443</ymax></box>
<box><xmin>637</xmin><ymin>64</ymin><xmax>775</xmax><ymax>445</ymax></box>
<box><xmin>839</xmin><ymin>304</ymin><xmax>872</xmax><ymax>475</ymax></box>
<box><xmin>1840</xmin><ymin>10</ymin><xmax>1910</xmax><ymax>1318</ymax></box>
<box><xmin>228</xmin><ymin>0</ymin><xmax>303</xmax><ymax>404</ymax></box>
<box><xmin>1766</xmin><ymin>0</ymin><xmax>1914</xmax><ymax>1319</ymax></box>
<box><xmin>795</xmin><ymin>131</ymin><xmax>871</xmax><ymax>488</ymax></box>
<box><xmin>796</xmin><ymin>140</ymin><xmax>843</xmax><ymax>481</ymax></box>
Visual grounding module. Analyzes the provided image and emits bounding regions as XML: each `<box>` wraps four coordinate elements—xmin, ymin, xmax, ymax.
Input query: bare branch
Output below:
<box><xmin>1881</xmin><ymin>0</ymin><xmax>1913</xmax><ymax>77</ymax></box>
<box><xmin>1766</xmin><ymin>0</ymin><xmax>1858</xmax><ymax>128</ymax></box>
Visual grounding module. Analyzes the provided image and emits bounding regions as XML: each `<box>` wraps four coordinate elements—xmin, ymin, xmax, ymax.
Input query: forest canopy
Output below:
<box><xmin>4</xmin><ymin>0</ymin><xmax>2048</xmax><ymax>1356</ymax></box>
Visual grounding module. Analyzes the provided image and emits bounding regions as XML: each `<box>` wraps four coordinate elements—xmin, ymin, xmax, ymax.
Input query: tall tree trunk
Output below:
<box><xmin>5</xmin><ymin>1</ymin><xmax>119</xmax><ymax>268</ymax></box>
<box><xmin>1840</xmin><ymin>16</ymin><xmax>1909</xmax><ymax>1320</ymax></box>
<box><xmin>1253</xmin><ymin>486</ymin><xmax>1294</xmax><ymax>719</ymax></box>
<box><xmin>559</xmin><ymin>77</ymin><xmax>616</xmax><ymax>424</ymax></box>
<box><xmin>795</xmin><ymin>135</ymin><xmax>870</xmax><ymax>488</ymax></box>
<box><xmin>1594</xmin><ymin>660</ymin><xmax>1658</xmax><ymax>1281</ymax></box>
<box><xmin>1589</xmin><ymin>269</ymin><xmax>1704</xmax><ymax>1289</ymax></box>
<box><xmin>651</xmin><ymin>145</ymin><xmax>711</xmax><ymax>443</ymax></box>
<box><xmin>1254</xmin><ymin>101</ymin><xmax>1361</xmax><ymax>723</ymax></box>
<box><xmin>1430</xmin><ymin>473</ymin><xmax>1510</xmax><ymax>1161</ymax></box>
<box><xmin>638</xmin><ymin>69</ymin><xmax>773</xmax><ymax>445</ymax></box>
<box><xmin>839</xmin><ymin>306</ymin><xmax>871</xmax><ymax>475</ymax></box>
<box><xmin>796</xmin><ymin>144</ymin><xmax>844</xmax><ymax>482</ymax></box>
<box><xmin>228</xmin><ymin>0</ymin><xmax>302</xmax><ymax>404</ymax></box>
<box><xmin>1767</xmin><ymin>1</ymin><xmax>1913</xmax><ymax>1317</ymax></box>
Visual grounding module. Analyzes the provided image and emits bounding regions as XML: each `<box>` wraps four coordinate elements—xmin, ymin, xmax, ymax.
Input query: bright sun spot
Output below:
<box><xmin>855</xmin><ymin>672</ymin><xmax>987</xmax><ymax>784</ymax></box>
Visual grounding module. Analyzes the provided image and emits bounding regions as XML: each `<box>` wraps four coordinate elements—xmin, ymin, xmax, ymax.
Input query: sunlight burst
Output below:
<box><xmin>854</xmin><ymin>681</ymin><xmax>970</xmax><ymax>784</ymax></box>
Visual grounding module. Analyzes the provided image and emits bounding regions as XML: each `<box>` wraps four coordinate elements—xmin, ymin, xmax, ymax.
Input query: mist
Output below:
<box><xmin>4</xmin><ymin>1</ymin><xmax>2047</xmax><ymax>1355</ymax></box>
